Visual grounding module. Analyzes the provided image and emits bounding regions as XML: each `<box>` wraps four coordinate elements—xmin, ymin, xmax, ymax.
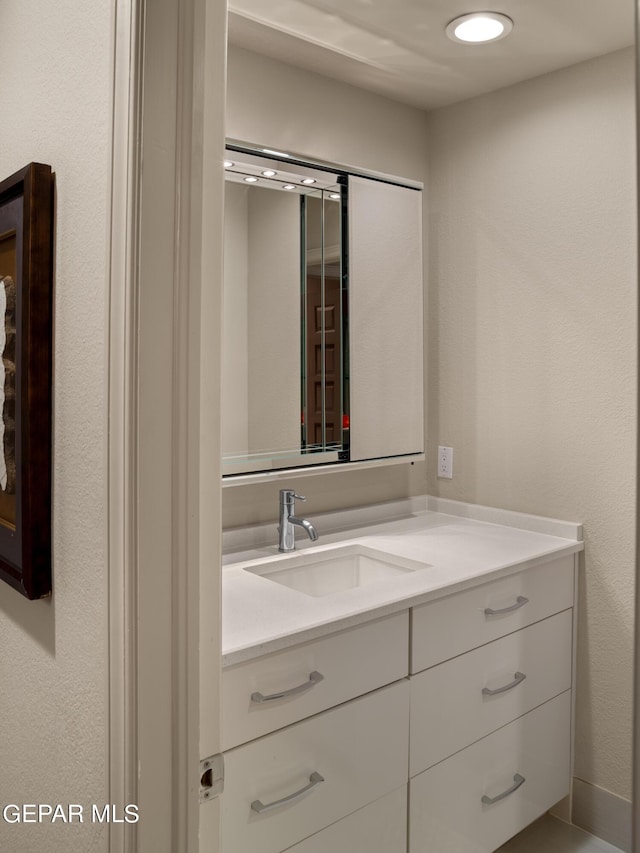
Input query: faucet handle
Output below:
<box><xmin>279</xmin><ymin>488</ymin><xmax>306</xmax><ymax>504</ymax></box>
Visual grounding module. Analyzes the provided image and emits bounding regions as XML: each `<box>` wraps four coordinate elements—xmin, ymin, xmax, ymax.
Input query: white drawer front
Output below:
<box><xmin>222</xmin><ymin>612</ymin><xmax>408</xmax><ymax>749</ymax></box>
<box><xmin>410</xmin><ymin>609</ymin><xmax>572</xmax><ymax>775</ymax></box>
<box><xmin>284</xmin><ymin>786</ymin><xmax>407</xmax><ymax>853</ymax></box>
<box><xmin>221</xmin><ymin>679</ymin><xmax>410</xmax><ymax>853</ymax></box>
<box><xmin>411</xmin><ymin>555</ymin><xmax>574</xmax><ymax>673</ymax></box>
<box><xmin>410</xmin><ymin>691</ymin><xmax>571</xmax><ymax>853</ymax></box>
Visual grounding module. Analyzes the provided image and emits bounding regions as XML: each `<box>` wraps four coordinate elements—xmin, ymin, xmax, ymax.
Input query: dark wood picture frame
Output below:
<box><xmin>0</xmin><ymin>163</ymin><xmax>53</xmax><ymax>599</ymax></box>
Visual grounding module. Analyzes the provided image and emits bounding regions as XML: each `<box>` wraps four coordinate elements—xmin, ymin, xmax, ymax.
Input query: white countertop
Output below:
<box><xmin>222</xmin><ymin>498</ymin><xmax>583</xmax><ymax>666</ymax></box>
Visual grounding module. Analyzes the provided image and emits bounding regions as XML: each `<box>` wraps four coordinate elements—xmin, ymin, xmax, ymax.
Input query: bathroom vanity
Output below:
<box><xmin>218</xmin><ymin>497</ymin><xmax>582</xmax><ymax>853</ymax></box>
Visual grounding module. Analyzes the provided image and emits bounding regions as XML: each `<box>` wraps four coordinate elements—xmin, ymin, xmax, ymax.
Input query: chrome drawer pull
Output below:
<box><xmin>484</xmin><ymin>596</ymin><xmax>529</xmax><ymax>616</ymax></box>
<box><xmin>251</xmin><ymin>671</ymin><xmax>324</xmax><ymax>704</ymax></box>
<box><xmin>481</xmin><ymin>773</ymin><xmax>526</xmax><ymax>805</ymax></box>
<box><xmin>251</xmin><ymin>772</ymin><xmax>325</xmax><ymax>814</ymax></box>
<box><xmin>482</xmin><ymin>671</ymin><xmax>527</xmax><ymax>696</ymax></box>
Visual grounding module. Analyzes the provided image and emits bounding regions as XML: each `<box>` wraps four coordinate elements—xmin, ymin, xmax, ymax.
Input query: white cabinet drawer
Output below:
<box><xmin>283</xmin><ymin>786</ymin><xmax>407</xmax><ymax>853</ymax></box>
<box><xmin>411</xmin><ymin>555</ymin><xmax>574</xmax><ymax>673</ymax></box>
<box><xmin>410</xmin><ymin>691</ymin><xmax>571</xmax><ymax>853</ymax></box>
<box><xmin>222</xmin><ymin>612</ymin><xmax>408</xmax><ymax>749</ymax></box>
<box><xmin>410</xmin><ymin>609</ymin><xmax>572</xmax><ymax>774</ymax></box>
<box><xmin>221</xmin><ymin>679</ymin><xmax>410</xmax><ymax>853</ymax></box>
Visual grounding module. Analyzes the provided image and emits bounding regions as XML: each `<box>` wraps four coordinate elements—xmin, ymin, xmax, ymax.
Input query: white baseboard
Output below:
<box><xmin>550</xmin><ymin>794</ymin><xmax>572</xmax><ymax>823</ymax></box>
<box><xmin>572</xmin><ymin>777</ymin><xmax>631</xmax><ymax>851</ymax></box>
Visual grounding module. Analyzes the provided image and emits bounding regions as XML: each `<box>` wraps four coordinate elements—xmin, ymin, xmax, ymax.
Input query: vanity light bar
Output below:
<box><xmin>262</xmin><ymin>148</ymin><xmax>291</xmax><ymax>158</ymax></box>
<box><xmin>228</xmin><ymin>171</ymin><xmax>337</xmax><ymax>193</ymax></box>
<box><xmin>224</xmin><ymin>156</ymin><xmax>342</xmax><ymax>191</ymax></box>
<box><xmin>226</xmin><ymin>138</ymin><xmax>423</xmax><ymax>190</ymax></box>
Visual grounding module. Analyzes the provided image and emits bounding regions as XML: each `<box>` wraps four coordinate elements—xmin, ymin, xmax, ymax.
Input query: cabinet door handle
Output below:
<box><xmin>481</xmin><ymin>773</ymin><xmax>526</xmax><ymax>805</ymax></box>
<box><xmin>250</xmin><ymin>671</ymin><xmax>324</xmax><ymax>704</ymax></box>
<box><xmin>251</xmin><ymin>772</ymin><xmax>325</xmax><ymax>814</ymax></box>
<box><xmin>484</xmin><ymin>595</ymin><xmax>529</xmax><ymax>616</ymax></box>
<box><xmin>482</xmin><ymin>671</ymin><xmax>527</xmax><ymax>696</ymax></box>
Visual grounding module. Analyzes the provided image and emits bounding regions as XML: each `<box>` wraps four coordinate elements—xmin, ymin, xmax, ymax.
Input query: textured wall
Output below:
<box><xmin>0</xmin><ymin>1</ymin><xmax>112</xmax><ymax>850</ymax></box>
<box><xmin>426</xmin><ymin>48</ymin><xmax>636</xmax><ymax>800</ymax></box>
<box><xmin>223</xmin><ymin>46</ymin><xmax>430</xmax><ymax>528</ymax></box>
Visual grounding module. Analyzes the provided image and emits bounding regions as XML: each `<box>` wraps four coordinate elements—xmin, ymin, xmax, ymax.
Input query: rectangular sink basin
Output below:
<box><xmin>244</xmin><ymin>544</ymin><xmax>430</xmax><ymax>597</ymax></box>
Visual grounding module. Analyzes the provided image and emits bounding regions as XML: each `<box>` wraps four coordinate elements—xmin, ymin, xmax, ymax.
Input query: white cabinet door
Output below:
<box><xmin>221</xmin><ymin>679</ymin><xmax>409</xmax><ymax>853</ymax></box>
<box><xmin>410</xmin><ymin>691</ymin><xmax>572</xmax><ymax>853</ymax></box>
<box><xmin>411</xmin><ymin>556</ymin><xmax>575</xmax><ymax>673</ymax></box>
<box><xmin>222</xmin><ymin>612</ymin><xmax>408</xmax><ymax>749</ymax></box>
<box><xmin>349</xmin><ymin>176</ymin><xmax>424</xmax><ymax>461</ymax></box>
<box><xmin>410</xmin><ymin>609</ymin><xmax>573</xmax><ymax>774</ymax></box>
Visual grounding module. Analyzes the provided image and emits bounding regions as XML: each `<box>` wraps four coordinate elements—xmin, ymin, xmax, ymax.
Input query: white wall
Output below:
<box><xmin>223</xmin><ymin>45</ymin><xmax>429</xmax><ymax>527</ymax></box>
<box><xmin>426</xmin><ymin>48</ymin><xmax>636</xmax><ymax>804</ymax></box>
<box><xmin>0</xmin><ymin>2</ymin><xmax>112</xmax><ymax>851</ymax></box>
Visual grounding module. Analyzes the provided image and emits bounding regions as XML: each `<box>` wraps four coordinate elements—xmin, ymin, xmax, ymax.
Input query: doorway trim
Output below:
<box><xmin>107</xmin><ymin>0</ymin><xmax>226</xmax><ymax>851</ymax></box>
<box><xmin>108</xmin><ymin>0</ymin><xmax>142</xmax><ymax>849</ymax></box>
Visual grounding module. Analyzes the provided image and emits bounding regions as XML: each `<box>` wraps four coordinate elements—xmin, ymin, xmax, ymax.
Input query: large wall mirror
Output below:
<box><xmin>222</xmin><ymin>142</ymin><xmax>424</xmax><ymax>479</ymax></box>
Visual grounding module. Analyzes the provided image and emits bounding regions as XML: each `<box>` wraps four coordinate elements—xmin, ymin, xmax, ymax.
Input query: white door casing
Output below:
<box><xmin>108</xmin><ymin>1</ymin><xmax>227</xmax><ymax>852</ymax></box>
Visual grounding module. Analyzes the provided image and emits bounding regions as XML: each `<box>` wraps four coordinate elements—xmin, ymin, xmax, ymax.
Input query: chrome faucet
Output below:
<box><xmin>278</xmin><ymin>489</ymin><xmax>319</xmax><ymax>552</ymax></box>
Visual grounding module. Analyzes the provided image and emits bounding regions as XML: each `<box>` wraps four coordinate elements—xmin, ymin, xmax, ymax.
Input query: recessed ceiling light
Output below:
<box><xmin>283</xmin><ymin>184</ymin><xmax>296</xmax><ymax>190</ymax></box>
<box><xmin>329</xmin><ymin>193</ymin><xmax>341</xmax><ymax>200</ymax></box>
<box><xmin>301</xmin><ymin>178</ymin><xmax>316</xmax><ymax>185</ymax></box>
<box><xmin>244</xmin><ymin>176</ymin><xmax>259</xmax><ymax>183</ymax></box>
<box><xmin>262</xmin><ymin>169</ymin><xmax>277</xmax><ymax>177</ymax></box>
<box><xmin>446</xmin><ymin>12</ymin><xmax>513</xmax><ymax>44</ymax></box>
<box><xmin>224</xmin><ymin>160</ymin><xmax>234</xmax><ymax>168</ymax></box>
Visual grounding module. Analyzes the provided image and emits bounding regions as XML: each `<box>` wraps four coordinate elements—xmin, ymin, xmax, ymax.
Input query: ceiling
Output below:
<box><xmin>228</xmin><ymin>0</ymin><xmax>634</xmax><ymax>110</ymax></box>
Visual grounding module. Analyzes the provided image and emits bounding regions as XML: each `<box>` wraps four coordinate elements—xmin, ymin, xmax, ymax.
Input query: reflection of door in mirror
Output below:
<box><xmin>305</xmin><ymin>273</ymin><xmax>340</xmax><ymax>448</ymax></box>
<box><xmin>302</xmin><ymin>190</ymin><xmax>345</xmax><ymax>455</ymax></box>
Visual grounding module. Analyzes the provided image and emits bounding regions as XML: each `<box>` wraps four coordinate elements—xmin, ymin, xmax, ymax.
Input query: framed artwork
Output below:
<box><xmin>0</xmin><ymin>163</ymin><xmax>53</xmax><ymax>599</ymax></box>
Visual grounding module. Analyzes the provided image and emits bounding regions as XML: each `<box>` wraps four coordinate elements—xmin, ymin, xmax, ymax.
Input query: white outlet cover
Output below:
<box><xmin>437</xmin><ymin>445</ymin><xmax>453</xmax><ymax>479</ymax></box>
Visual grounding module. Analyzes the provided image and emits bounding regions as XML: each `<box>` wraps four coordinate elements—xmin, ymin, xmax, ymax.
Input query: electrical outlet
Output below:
<box><xmin>437</xmin><ymin>446</ymin><xmax>453</xmax><ymax>479</ymax></box>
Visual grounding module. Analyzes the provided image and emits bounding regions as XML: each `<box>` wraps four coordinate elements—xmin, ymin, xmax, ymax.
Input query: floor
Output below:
<box><xmin>498</xmin><ymin>814</ymin><xmax>623</xmax><ymax>852</ymax></box>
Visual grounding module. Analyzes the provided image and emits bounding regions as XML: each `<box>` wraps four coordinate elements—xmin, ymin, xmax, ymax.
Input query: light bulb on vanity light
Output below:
<box><xmin>262</xmin><ymin>148</ymin><xmax>290</xmax><ymax>158</ymax></box>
